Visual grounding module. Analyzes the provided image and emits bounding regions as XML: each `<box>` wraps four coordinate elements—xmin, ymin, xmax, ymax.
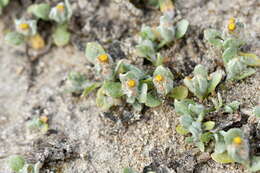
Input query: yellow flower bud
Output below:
<box><xmin>233</xmin><ymin>136</ymin><xmax>243</xmax><ymax>145</ymax></box>
<box><xmin>127</xmin><ymin>79</ymin><xmax>136</xmax><ymax>88</ymax></box>
<box><xmin>56</xmin><ymin>4</ymin><xmax>65</xmax><ymax>12</ymax></box>
<box><xmin>40</xmin><ymin>116</ymin><xmax>48</xmax><ymax>123</ymax></box>
<box><xmin>155</xmin><ymin>74</ymin><xmax>164</xmax><ymax>82</ymax></box>
<box><xmin>29</xmin><ymin>34</ymin><xmax>45</xmax><ymax>50</ymax></box>
<box><xmin>98</xmin><ymin>54</ymin><xmax>109</xmax><ymax>63</ymax></box>
<box><xmin>19</xmin><ymin>23</ymin><xmax>29</xmax><ymax>30</ymax></box>
<box><xmin>228</xmin><ymin>23</ymin><xmax>236</xmax><ymax>32</ymax></box>
<box><xmin>229</xmin><ymin>17</ymin><xmax>236</xmax><ymax>24</ymax></box>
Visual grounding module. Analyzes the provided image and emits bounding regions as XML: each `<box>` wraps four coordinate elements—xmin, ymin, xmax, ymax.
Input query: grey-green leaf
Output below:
<box><xmin>103</xmin><ymin>81</ymin><xmax>123</xmax><ymax>98</ymax></box>
<box><xmin>175</xmin><ymin>19</ymin><xmax>189</xmax><ymax>39</ymax></box>
<box><xmin>27</xmin><ymin>3</ymin><xmax>50</xmax><ymax>20</ymax></box>
<box><xmin>254</xmin><ymin>106</ymin><xmax>260</xmax><ymax>118</ymax></box>
<box><xmin>8</xmin><ymin>155</ymin><xmax>25</xmax><ymax>173</ymax></box>
<box><xmin>145</xmin><ymin>93</ymin><xmax>161</xmax><ymax>107</ymax></box>
<box><xmin>53</xmin><ymin>25</ymin><xmax>70</xmax><ymax>46</ymax></box>
<box><xmin>5</xmin><ymin>32</ymin><xmax>25</xmax><ymax>46</ymax></box>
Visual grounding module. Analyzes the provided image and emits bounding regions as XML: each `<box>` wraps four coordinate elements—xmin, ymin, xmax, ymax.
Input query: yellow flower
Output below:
<box><xmin>19</xmin><ymin>23</ymin><xmax>29</xmax><ymax>30</ymax></box>
<box><xmin>229</xmin><ymin>17</ymin><xmax>236</xmax><ymax>24</ymax></box>
<box><xmin>233</xmin><ymin>136</ymin><xmax>243</xmax><ymax>145</ymax></box>
<box><xmin>56</xmin><ymin>4</ymin><xmax>65</xmax><ymax>12</ymax></box>
<box><xmin>98</xmin><ymin>54</ymin><xmax>109</xmax><ymax>63</ymax></box>
<box><xmin>40</xmin><ymin>116</ymin><xmax>48</xmax><ymax>123</ymax></box>
<box><xmin>228</xmin><ymin>23</ymin><xmax>236</xmax><ymax>32</ymax></box>
<box><xmin>127</xmin><ymin>79</ymin><xmax>136</xmax><ymax>88</ymax></box>
<box><xmin>155</xmin><ymin>74</ymin><xmax>164</xmax><ymax>82</ymax></box>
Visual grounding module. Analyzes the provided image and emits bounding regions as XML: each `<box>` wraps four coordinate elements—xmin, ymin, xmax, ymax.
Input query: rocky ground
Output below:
<box><xmin>0</xmin><ymin>0</ymin><xmax>259</xmax><ymax>172</ymax></box>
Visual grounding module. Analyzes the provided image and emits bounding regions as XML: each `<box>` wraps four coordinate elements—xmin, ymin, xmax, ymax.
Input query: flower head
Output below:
<box><xmin>228</xmin><ymin>23</ymin><xmax>236</xmax><ymax>32</ymax></box>
<box><xmin>155</xmin><ymin>74</ymin><xmax>164</xmax><ymax>82</ymax></box>
<box><xmin>19</xmin><ymin>23</ymin><xmax>29</xmax><ymax>30</ymax></box>
<box><xmin>56</xmin><ymin>4</ymin><xmax>65</xmax><ymax>12</ymax></box>
<box><xmin>127</xmin><ymin>79</ymin><xmax>136</xmax><ymax>88</ymax></box>
<box><xmin>98</xmin><ymin>54</ymin><xmax>109</xmax><ymax>63</ymax></box>
<box><xmin>233</xmin><ymin>136</ymin><xmax>243</xmax><ymax>145</ymax></box>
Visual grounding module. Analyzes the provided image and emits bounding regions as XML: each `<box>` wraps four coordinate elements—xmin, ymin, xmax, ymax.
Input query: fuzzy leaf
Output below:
<box><xmin>180</xmin><ymin>115</ymin><xmax>194</xmax><ymax>129</ymax></box>
<box><xmin>27</xmin><ymin>3</ymin><xmax>50</xmax><ymax>20</ymax></box>
<box><xmin>204</xmin><ymin>29</ymin><xmax>223</xmax><ymax>47</ymax></box>
<box><xmin>174</xmin><ymin>99</ymin><xmax>194</xmax><ymax>116</ymax></box>
<box><xmin>85</xmin><ymin>42</ymin><xmax>106</xmax><ymax>64</ymax></box>
<box><xmin>214</xmin><ymin>133</ymin><xmax>226</xmax><ymax>154</ymax></box>
<box><xmin>175</xmin><ymin>19</ymin><xmax>189</xmax><ymax>39</ymax></box>
<box><xmin>53</xmin><ymin>24</ymin><xmax>70</xmax><ymax>46</ymax></box>
<box><xmin>103</xmin><ymin>82</ymin><xmax>123</xmax><ymax>98</ymax></box>
<box><xmin>208</xmin><ymin>70</ymin><xmax>223</xmax><ymax>94</ymax></box>
<box><xmin>123</xmin><ymin>168</ymin><xmax>137</xmax><ymax>173</ymax></box>
<box><xmin>240</xmin><ymin>53</ymin><xmax>260</xmax><ymax>67</ymax></box>
<box><xmin>8</xmin><ymin>155</ymin><xmax>25</xmax><ymax>173</ymax></box>
<box><xmin>222</xmin><ymin>47</ymin><xmax>237</xmax><ymax>64</ymax></box>
<box><xmin>5</xmin><ymin>32</ymin><xmax>25</xmax><ymax>46</ymax></box>
<box><xmin>223</xmin><ymin>38</ymin><xmax>244</xmax><ymax>50</ymax></box>
<box><xmin>176</xmin><ymin>124</ymin><xmax>189</xmax><ymax>135</ymax></box>
<box><xmin>169</xmin><ymin>85</ymin><xmax>188</xmax><ymax>100</ymax></box>
<box><xmin>201</xmin><ymin>132</ymin><xmax>213</xmax><ymax>143</ymax></box>
<box><xmin>145</xmin><ymin>93</ymin><xmax>162</xmax><ymax>107</ymax></box>
<box><xmin>254</xmin><ymin>106</ymin><xmax>260</xmax><ymax>118</ymax></box>
<box><xmin>82</xmin><ymin>83</ymin><xmax>101</xmax><ymax>97</ymax></box>
<box><xmin>203</xmin><ymin>121</ymin><xmax>215</xmax><ymax>130</ymax></box>
<box><xmin>224</xmin><ymin>101</ymin><xmax>240</xmax><ymax>113</ymax></box>
<box><xmin>139</xmin><ymin>83</ymin><xmax>148</xmax><ymax>103</ymax></box>
<box><xmin>211</xmin><ymin>152</ymin><xmax>234</xmax><ymax>164</ymax></box>
<box><xmin>249</xmin><ymin>156</ymin><xmax>260</xmax><ymax>172</ymax></box>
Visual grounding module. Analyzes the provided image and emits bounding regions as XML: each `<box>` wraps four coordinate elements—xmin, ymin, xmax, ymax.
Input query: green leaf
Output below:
<box><xmin>254</xmin><ymin>106</ymin><xmax>260</xmax><ymax>118</ymax></box>
<box><xmin>208</xmin><ymin>70</ymin><xmax>223</xmax><ymax>94</ymax></box>
<box><xmin>240</xmin><ymin>53</ymin><xmax>260</xmax><ymax>67</ymax></box>
<box><xmin>145</xmin><ymin>93</ymin><xmax>162</xmax><ymax>107</ymax></box>
<box><xmin>53</xmin><ymin>24</ymin><xmax>70</xmax><ymax>46</ymax></box>
<box><xmin>175</xmin><ymin>19</ymin><xmax>189</xmax><ymax>39</ymax></box>
<box><xmin>82</xmin><ymin>83</ymin><xmax>101</xmax><ymax>97</ymax></box>
<box><xmin>4</xmin><ymin>32</ymin><xmax>25</xmax><ymax>46</ymax></box>
<box><xmin>123</xmin><ymin>168</ymin><xmax>137</xmax><ymax>173</ymax></box>
<box><xmin>169</xmin><ymin>85</ymin><xmax>188</xmax><ymax>100</ymax></box>
<box><xmin>201</xmin><ymin>132</ymin><xmax>213</xmax><ymax>143</ymax></box>
<box><xmin>222</xmin><ymin>47</ymin><xmax>238</xmax><ymax>64</ymax></box>
<box><xmin>211</xmin><ymin>152</ymin><xmax>234</xmax><ymax>164</ymax></box>
<box><xmin>203</xmin><ymin>121</ymin><xmax>215</xmax><ymax>130</ymax></box>
<box><xmin>193</xmin><ymin>64</ymin><xmax>208</xmax><ymax>77</ymax></box>
<box><xmin>2</xmin><ymin>0</ymin><xmax>9</xmax><ymax>6</ymax></box>
<box><xmin>176</xmin><ymin>124</ymin><xmax>189</xmax><ymax>135</ymax></box>
<box><xmin>8</xmin><ymin>155</ymin><xmax>25</xmax><ymax>173</ymax></box>
<box><xmin>224</xmin><ymin>101</ymin><xmax>240</xmax><ymax>113</ymax></box>
<box><xmin>214</xmin><ymin>133</ymin><xmax>226</xmax><ymax>154</ymax></box>
<box><xmin>223</xmin><ymin>38</ymin><xmax>244</xmax><ymax>50</ymax></box>
<box><xmin>249</xmin><ymin>156</ymin><xmax>260</xmax><ymax>172</ymax></box>
<box><xmin>103</xmin><ymin>81</ymin><xmax>123</xmax><ymax>98</ymax></box>
<box><xmin>204</xmin><ymin>29</ymin><xmax>223</xmax><ymax>47</ymax></box>
<box><xmin>180</xmin><ymin>115</ymin><xmax>194</xmax><ymax>129</ymax></box>
<box><xmin>27</xmin><ymin>3</ymin><xmax>50</xmax><ymax>20</ymax></box>
<box><xmin>139</xmin><ymin>83</ymin><xmax>148</xmax><ymax>103</ymax></box>
<box><xmin>85</xmin><ymin>42</ymin><xmax>106</xmax><ymax>64</ymax></box>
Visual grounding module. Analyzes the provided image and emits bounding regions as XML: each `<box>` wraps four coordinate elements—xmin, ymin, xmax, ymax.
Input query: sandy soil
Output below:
<box><xmin>0</xmin><ymin>0</ymin><xmax>259</xmax><ymax>172</ymax></box>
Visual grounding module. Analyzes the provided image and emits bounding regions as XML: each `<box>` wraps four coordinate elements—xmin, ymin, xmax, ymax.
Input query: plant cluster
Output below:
<box><xmin>26</xmin><ymin>116</ymin><xmax>49</xmax><ymax>134</ymax></box>
<box><xmin>204</xmin><ymin>18</ymin><xmax>260</xmax><ymax>81</ymax></box>
<box><xmin>135</xmin><ymin>3</ymin><xmax>189</xmax><ymax>66</ymax></box>
<box><xmin>5</xmin><ymin>0</ymin><xmax>72</xmax><ymax>49</ymax></box>
<box><xmin>8</xmin><ymin>155</ymin><xmax>42</xmax><ymax>173</ymax></box>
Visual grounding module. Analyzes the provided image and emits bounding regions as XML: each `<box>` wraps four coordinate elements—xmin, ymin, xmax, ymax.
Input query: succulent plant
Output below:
<box><xmin>152</xmin><ymin>65</ymin><xmax>174</xmax><ymax>96</ymax></box>
<box><xmin>49</xmin><ymin>0</ymin><xmax>72</xmax><ymax>24</ymax></box>
<box><xmin>85</xmin><ymin>42</ymin><xmax>115</xmax><ymax>80</ymax></box>
<box><xmin>135</xmin><ymin>11</ymin><xmax>189</xmax><ymax>66</ymax></box>
<box><xmin>211</xmin><ymin>128</ymin><xmax>250</xmax><ymax>165</ymax></box>
<box><xmin>27</xmin><ymin>116</ymin><xmax>49</xmax><ymax>134</ymax></box>
<box><xmin>204</xmin><ymin>18</ymin><xmax>260</xmax><ymax>81</ymax></box>
<box><xmin>184</xmin><ymin>64</ymin><xmax>223</xmax><ymax>100</ymax></box>
<box><xmin>174</xmin><ymin>99</ymin><xmax>215</xmax><ymax>151</ymax></box>
<box><xmin>8</xmin><ymin>155</ymin><xmax>43</xmax><ymax>173</ymax></box>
